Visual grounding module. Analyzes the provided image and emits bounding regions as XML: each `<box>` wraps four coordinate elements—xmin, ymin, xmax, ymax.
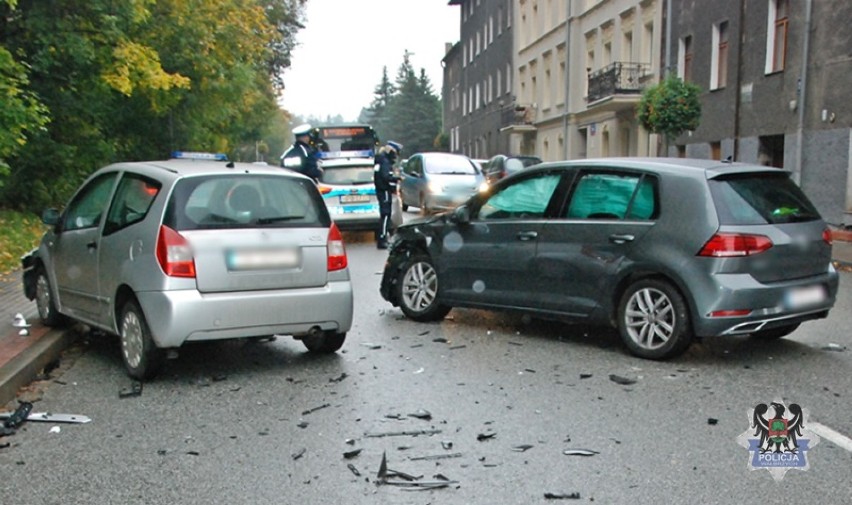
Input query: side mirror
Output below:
<box><xmin>42</xmin><ymin>208</ymin><xmax>60</xmax><ymax>226</ymax></box>
<box><xmin>451</xmin><ymin>204</ymin><xmax>471</xmax><ymax>224</ymax></box>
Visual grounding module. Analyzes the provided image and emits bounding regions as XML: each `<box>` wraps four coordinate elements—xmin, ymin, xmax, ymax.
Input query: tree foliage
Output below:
<box><xmin>0</xmin><ymin>0</ymin><xmax>306</xmax><ymax>210</ymax></box>
<box><xmin>360</xmin><ymin>52</ymin><xmax>443</xmax><ymax>154</ymax></box>
<box><xmin>636</xmin><ymin>75</ymin><xmax>702</xmax><ymax>140</ymax></box>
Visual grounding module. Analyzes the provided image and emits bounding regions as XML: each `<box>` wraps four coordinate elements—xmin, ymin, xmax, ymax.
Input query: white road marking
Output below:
<box><xmin>809</xmin><ymin>422</ymin><xmax>852</xmax><ymax>453</ymax></box>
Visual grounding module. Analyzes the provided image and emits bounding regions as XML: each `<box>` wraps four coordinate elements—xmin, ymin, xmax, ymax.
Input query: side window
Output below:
<box><xmin>478</xmin><ymin>173</ymin><xmax>562</xmax><ymax>220</ymax></box>
<box><xmin>565</xmin><ymin>172</ymin><xmax>657</xmax><ymax>220</ymax></box>
<box><xmin>104</xmin><ymin>173</ymin><xmax>161</xmax><ymax>235</ymax></box>
<box><xmin>63</xmin><ymin>173</ymin><xmax>118</xmax><ymax>231</ymax></box>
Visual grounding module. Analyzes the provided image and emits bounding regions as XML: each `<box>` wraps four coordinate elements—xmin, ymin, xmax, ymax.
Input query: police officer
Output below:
<box><xmin>373</xmin><ymin>140</ymin><xmax>402</xmax><ymax>249</ymax></box>
<box><xmin>280</xmin><ymin>124</ymin><xmax>322</xmax><ymax>181</ymax></box>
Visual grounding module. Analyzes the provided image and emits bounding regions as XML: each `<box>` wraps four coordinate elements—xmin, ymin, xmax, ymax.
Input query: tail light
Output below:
<box><xmin>697</xmin><ymin>233</ymin><xmax>773</xmax><ymax>257</ymax></box>
<box><xmin>327</xmin><ymin>222</ymin><xmax>348</xmax><ymax>271</ymax></box>
<box><xmin>823</xmin><ymin>228</ymin><xmax>833</xmax><ymax>245</ymax></box>
<box><xmin>317</xmin><ymin>184</ymin><xmax>333</xmax><ymax>195</ymax></box>
<box><xmin>156</xmin><ymin>225</ymin><xmax>196</xmax><ymax>277</ymax></box>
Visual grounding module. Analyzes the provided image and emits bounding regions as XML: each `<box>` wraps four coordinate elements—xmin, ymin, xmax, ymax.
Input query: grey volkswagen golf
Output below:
<box><xmin>380</xmin><ymin>158</ymin><xmax>839</xmax><ymax>359</ymax></box>
<box><xmin>23</xmin><ymin>158</ymin><xmax>354</xmax><ymax>379</ymax></box>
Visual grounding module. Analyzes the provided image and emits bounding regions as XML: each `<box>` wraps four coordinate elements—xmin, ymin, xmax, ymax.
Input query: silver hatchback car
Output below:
<box><xmin>23</xmin><ymin>159</ymin><xmax>353</xmax><ymax>379</ymax></box>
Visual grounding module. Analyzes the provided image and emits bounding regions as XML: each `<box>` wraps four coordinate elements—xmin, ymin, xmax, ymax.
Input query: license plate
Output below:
<box><xmin>784</xmin><ymin>285</ymin><xmax>826</xmax><ymax>309</ymax></box>
<box><xmin>226</xmin><ymin>248</ymin><xmax>300</xmax><ymax>271</ymax></box>
<box><xmin>340</xmin><ymin>194</ymin><xmax>370</xmax><ymax>204</ymax></box>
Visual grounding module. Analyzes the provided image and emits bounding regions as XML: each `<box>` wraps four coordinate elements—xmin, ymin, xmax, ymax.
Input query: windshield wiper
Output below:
<box><xmin>256</xmin><ymin>215</ymin><xmax>305</xmax><ymax>224</ymax></box>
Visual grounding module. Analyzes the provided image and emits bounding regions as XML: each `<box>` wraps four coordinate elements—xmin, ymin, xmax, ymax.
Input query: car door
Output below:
<box><xmin>50</xmin><ymin>172</ymin><xmax>119</xmax><ymax>322</ymax></box>
<box><xmin>534</xmin><ymin>168</ymin><xmax>659</xmax><ymax>316</ymax></box>
<box><xmin>439</xmin><ymin>170</ymin><xmax>568</xmax><ymax>309</ymax></box>
<box><xmin>398</xmin><ymin>155</ymin><xmax>422</xmax><ymax>208</ymax></box>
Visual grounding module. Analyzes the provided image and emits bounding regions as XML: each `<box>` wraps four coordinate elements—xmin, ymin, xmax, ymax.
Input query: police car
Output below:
<box><xmin>316</xmin><ymin>157</ymin><xmax>380</xmax><ymax>231</ymax></box>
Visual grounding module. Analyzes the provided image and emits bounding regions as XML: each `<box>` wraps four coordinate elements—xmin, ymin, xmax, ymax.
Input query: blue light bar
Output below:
<box><xmin>171</xmin><ymin>151</ymin><xmax>229</xmax><ymax>161</ymax></box>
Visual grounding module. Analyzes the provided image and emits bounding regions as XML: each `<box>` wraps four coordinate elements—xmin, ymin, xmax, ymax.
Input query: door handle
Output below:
<box><xmin>517</xmin><ymin>231</ymin><xmax>538</xmax><ymax>241</ymax></box>
<box><xmin>86</xmin><ymin>241</ymin><xmax>98</xmax><ymax>250</ymax></box>
<box><xmin>609</xmin><ymin>234</ymin><xmax>635</xmax><ymax>244</ymax></box>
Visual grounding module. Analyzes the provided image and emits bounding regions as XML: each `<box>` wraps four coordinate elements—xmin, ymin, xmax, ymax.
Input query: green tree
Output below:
<box><xmin>382</xmin><ymin>52</ymin><xmax>441</xmax><ymax>155</ymax></box>
<box><xmin>636</xmin><ymin>75</ymin><xmax>702</xmax><ymax>146</ymax></box>
<box><xmin>359</xmin><ymin>66</ymin><xmax>395</xmax><ymax>141</ymax></box>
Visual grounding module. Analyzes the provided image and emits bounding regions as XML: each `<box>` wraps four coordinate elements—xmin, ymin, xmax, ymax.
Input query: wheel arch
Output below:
<box><xmin>609</xmin><ymin>268</ymin><xmax>697</xmax><ymax>330</ymax></box>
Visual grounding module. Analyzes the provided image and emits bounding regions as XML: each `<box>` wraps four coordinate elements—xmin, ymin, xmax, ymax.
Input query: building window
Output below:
<box><xmin>623</xmin><ymin>31</ymin><xmax>634</xmax><ymax>61</ymax></box>
<box><xmin>489</xmin><ymin>16</ymin><xmax>494</xmax><ymax>43</ymax></box>
<box><xmin>766</xmin><ymin>0</ymin><xmax>788</xmax><ymax>73</ymax></box>
<box><xmin>497</xmin><ymin>68</ymin><xmax>502</xmax><ymax>97</ymax></box>
<box><xmin>498</xmin><ymin>6</ymin><xmax>503</xmax><ymax>36</ymax></box>
<box><xmin>679</xmin><ymin>35</ymin><xmax>693</xmax><ymax>81</ymax></box>
<box><xmin>711</xmin><ymin>21</ymin><xmax>729</xmax><ymax>89</ymax></box>
<box><xmin>506</xmin><ymin>63</ymin><xmax>512</xmax><ymax>94</ymax></box>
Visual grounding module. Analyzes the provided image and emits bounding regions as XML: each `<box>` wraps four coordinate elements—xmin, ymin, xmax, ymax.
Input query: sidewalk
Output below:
<box><xmin>2</xmin><ymin>231</ymin><xmax>852</xmax><ymax>406</ymax></box>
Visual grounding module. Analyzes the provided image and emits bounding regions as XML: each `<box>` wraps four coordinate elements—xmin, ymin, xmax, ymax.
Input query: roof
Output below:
<box><xmin>535</xmin><ymin>157</ymin><xmax>790</xmax><ymax>179</ymax></box>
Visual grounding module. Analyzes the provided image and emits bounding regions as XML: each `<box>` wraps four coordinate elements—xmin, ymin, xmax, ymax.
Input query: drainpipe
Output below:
<box><xmin>562</xmin><ymin>2</ymin><xmax>573</xmax><ymax>159</ymax></box>
<box><xmin>733</xmin><ymin>0</ymin><xmax>745</xmax><ymax>161</ymax></box>
<box><xmin>793</xmin><ymin>0</ymin><xmax>813</xmax><ymax>184</ymax></box>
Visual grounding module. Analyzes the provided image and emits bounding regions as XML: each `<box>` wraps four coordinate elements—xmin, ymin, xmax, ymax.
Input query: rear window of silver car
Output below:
<box><xmin>710</xmin><ymin>173</ymin><xmax>821</xmax><ymax>225</ymax></box>
<box><xmin>164</xmin><ymin>175</ymin><xmax>329</xmax><ymax>230</ymax></box>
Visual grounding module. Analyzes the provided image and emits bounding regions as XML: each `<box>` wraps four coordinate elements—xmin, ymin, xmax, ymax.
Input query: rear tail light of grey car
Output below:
<box><xmin>697</xmin><ymin>232</ymin><xmax>773</xmax><ymax>257</ymax></box>
<box><xmin>157</xmin><ymin>225</ymin><xmax>196</xmax><ymax>277</ymax></box>
<box><xmin>327</xmin><ymin>222</ymin><xmax>348</xmax><ymax>271</ymax></box>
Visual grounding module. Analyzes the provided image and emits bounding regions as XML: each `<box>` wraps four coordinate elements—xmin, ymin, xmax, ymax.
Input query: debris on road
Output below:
<box><xmin>1</xmin><ymin>402</ymin><xmax>32</xmax><ymax>430</ymax></box>
<box><xmin>118</xmin><ymin>381</ymin><xmax>143</xmax><ymax>398</ymax></box>
<box><xmin>0</xmin><ymin>411</ymin><xmax>91</xmax><ymax>424</ymax></box>
<box><xmin>608</xmin><ymin>374</ymin><xmax>637</xmax><ymax>385</ymax></box>
<box><xmin>329</xmin><ymin>373</ymin><xmax>348</xmax><ymax>383</ymax></box>
<box><xmin>580</xmin><ymin>373</ymin><xmax>593</xmax><ymax>379</ymax></box>
<box><xmin>408</xmin><ymin>409</ymin><xmax>432</xmax><ymax>420</ymax></box>
<box><xmin>707</xmin><ymin>418</ymin><xmax>718</xmax><ymax>425</ymax></box>
<box><xmin>343</xmin><ymin>448</ymin><xmax>362</xmax><ymax>459</ymax></box>
<box><xmin>432</xmin><ymin>337</ymin><xmax>448</xmax><ymax>343</ymax></box>
<box><xmin>296</xmin><ymin>421</ymin><xmax>309</xmax><ymax>429</ymax></box>
<box><xmin>408</xmin><ymin>452</ymin><xmax>462</xmax><ymax>461</ymax></box>
<box><xmin>562</xmin><ymin>448</ymin><xmax>599</xmax><ymax>456</ymax></box>
<box><xmin>544</xmin><ymin>492</ymin><xmax>581</xmax><ymax>500</ymax></box>
<box><xmin>347</xmin><ymin>463</ymin><xmax>361</xmax><ymax>477</ymax></box>
<box><xmin>12</xmin><ymin>313</ymin><xmax>31</xmax><ymax>329</ymax></box>
<box><xmin>376</xmin><ymin>451</ymin><xmax>458</xmax><ymax>490</ymax></box>
<box><xmin>477</xmin><ymin>432</ymin><xmax>496</xmax><ymax>441</ymax></box>
<box><xmin>301</xmin><ymin>403</ymin><xmax>331</xmax><ymax>416</ymax></box>
<box><xmin>512</xmin><ymin>444</ymin><xmax>534</xmax><ymax>452</ymax></box>
<box><xmin>365</xmin><ymin>429</ymin><xmax>442</xmax><ymax>438</ymax></box>
<box><xmin>449</xmin><ymin>345</ymin><xmax>467</xmax><ymax>350</ymax></box>
<box><xmin>292</xmin><ymin>448</ymin><xmax>306</xmax><ymax>460</ymax></box>
<box><xmin>441</xmin><ymin>440</ymin><xmax>453</xmax><ymax>450</ymax></box>
<box><xmin>361</xmin><ymin>343</ymin><xmax>382</xmax><ymax>350</ymax></box>
<box><xmin>822</xmin><ymin>343</ymin><xmax>846</xmax><ymax>352</ymax></box>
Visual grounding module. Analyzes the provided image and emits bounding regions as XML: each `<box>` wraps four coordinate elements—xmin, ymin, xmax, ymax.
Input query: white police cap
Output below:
<box><xmin>292</xmin><ymin>124</ymin><xmax>312</xmax><ymax>136</ymax></box>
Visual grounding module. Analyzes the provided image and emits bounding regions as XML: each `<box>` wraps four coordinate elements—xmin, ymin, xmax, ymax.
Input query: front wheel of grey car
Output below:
<box><xmin>751</xmin><ymin>323</ymin><xmax>800</xmax><ymax>340</ymax></box>
<box><xmin>618</xmin><ymin>279</ymin><xmax>693</xmax><ymax>360</ymax></box>
<box><xmin>397</xmin><ymin>254</ymin><xmax>451</xmax><ymax>322</ymax></box>
<box><xmin>120</xmin><ymin>300</ymin><xmax>164</xmax><ymax>380</ymax></box>
<box><xmin>35</xmin><ymin>267</ymin><xmax>67</xmax><ymax>327</ymax></box>
<box><xmin>302</xmin><ymin>330</ymin><xmax>346</xmax><ymax>353</ymax></box>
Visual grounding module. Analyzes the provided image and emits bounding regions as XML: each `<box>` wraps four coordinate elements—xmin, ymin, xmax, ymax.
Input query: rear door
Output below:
<box><xmin>167</xmin><ymin>175</ymin><xmax>331</xmax><ymax>293</ymax></box>
<box><xmin>535</xmin><ymin>169</ymin><xmax>659</xmax><ymax>316</ymax></box>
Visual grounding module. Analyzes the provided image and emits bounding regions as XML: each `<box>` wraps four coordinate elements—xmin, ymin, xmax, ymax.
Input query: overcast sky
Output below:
<box><xmin>279</xmin><ymin>0</ymin><xmax>460</xmax><ymax>122</ymax></box>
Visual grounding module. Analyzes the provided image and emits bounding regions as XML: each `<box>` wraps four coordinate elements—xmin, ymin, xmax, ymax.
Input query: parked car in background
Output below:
<box><xmin>398</xmin><ymin>152</ymin><xmax>487</xmax><ymax>215</ymax></box>
<box><xmin>381</xmin><ymin>157</ymin><xmax>838</xmax><ymax>360</ymax></box>
<box><xmin>482</xmin><ymin>154</ymin><xmax>543</xmax><ymax>184</ymax></box>
<box><xmin>317</xmin><ymin>157</ymin><xmax>380</xmax><ymax>231</ymax></box>
<box><xmin>22</xmin><ymin>158</ymin><xmax>353</xmax><ymax>379</ymax></box>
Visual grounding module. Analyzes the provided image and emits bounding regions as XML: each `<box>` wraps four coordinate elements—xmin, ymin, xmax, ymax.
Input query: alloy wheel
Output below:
<box><xmin>402</xmin><ymin>261</ymin><xmax>438</xmax><ymax>312</ymax></box>
<box><xmin>623</xmin><ymin>287</ymin><xmax>675</xmax><ymax>351</ymax></box>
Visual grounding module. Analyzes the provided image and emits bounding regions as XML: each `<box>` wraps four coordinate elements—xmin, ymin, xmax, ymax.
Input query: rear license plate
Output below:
<box><xmin>784</xmin><ymin>285</ymin><xmax>826</xmax><ymax>309</ymax></box>
<box><xmin>226</xmin><ymin>248</ymin><xmax>300</xmax><ymax>271</ymax></box>
<box><xmin>340</xmin><ymin>194</ymin><xmax>370</xmax><ymax>204</ymax></box>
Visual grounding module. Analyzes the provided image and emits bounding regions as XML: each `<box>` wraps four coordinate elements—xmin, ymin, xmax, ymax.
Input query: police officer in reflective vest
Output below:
<box><xmin>373</xmin><ymin>140</ymin><xmax>402</xmax><ymax>249</ymax></box>
<box><xmin>280</xmin><ymin>124</ymin><xmax>322</xmax><ymax>181</ymax></box>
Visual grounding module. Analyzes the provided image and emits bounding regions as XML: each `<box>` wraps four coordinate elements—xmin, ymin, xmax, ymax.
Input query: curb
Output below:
<box><xmin>0</xmin><ymin>328</ymin><xmax>78</xmax><ymax>406</ymax></box>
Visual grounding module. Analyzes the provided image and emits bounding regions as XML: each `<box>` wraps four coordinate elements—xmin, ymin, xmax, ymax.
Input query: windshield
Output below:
<box><xmin>315</xmin><ymin>126</ymin><xmax>378</xmax><ymax>159</ymax></box>
<box><xmin>424</xmin><ymin>154</ymin><xmax>478</xmax><ymax>175</ymax></box>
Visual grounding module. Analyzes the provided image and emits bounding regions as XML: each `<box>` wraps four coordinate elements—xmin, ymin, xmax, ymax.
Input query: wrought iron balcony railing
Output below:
<box><xmin>500</xmin><ymin>104</ymin><xmax>535</xmax><ymax>128</ymax></box>
<box><xmin>587</xmin><ymin>62</ymin><xmax>651</xmax><ymax>103</ymax></box>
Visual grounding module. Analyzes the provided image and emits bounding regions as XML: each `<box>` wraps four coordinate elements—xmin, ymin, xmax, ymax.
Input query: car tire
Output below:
<box><xmin>302</xmin><ymin>330</ymin><xmax>346</xmax><ymax>353</ymax></box>
<box><xmin>120</xmin><ymin>300</ymin><xmax>164</xmax><ymax>380</ymax></box>
<box><xmin>35</xmin><ymin>267</ymin><xmax>67</xmax><ymax>327</ymax></box>
<box><xmin>751</xmin><ymin>323</ymin><xmax>800</xmax><ymax>340</ymax></box>
<box><xmin>617</xmin><ymin>279</ymin><xmax>693</xmax><ymax>360</ymax></box>
<box><xmin>396</xmin><ymin>254</ymin><xmax>451</xmax><ymax>322</ymax></box>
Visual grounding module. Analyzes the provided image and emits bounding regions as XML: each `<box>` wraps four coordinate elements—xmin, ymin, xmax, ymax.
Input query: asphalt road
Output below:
<box><xmin>1</xmin><ymin>227</ymin><xmax>851</xmax><ymax>504</ymax></box>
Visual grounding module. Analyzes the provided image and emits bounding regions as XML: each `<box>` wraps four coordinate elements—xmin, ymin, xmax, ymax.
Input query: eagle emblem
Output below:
<box><xmin>736</xmin><ymin>400</ymin><xmax>819</xmax><ymax>481</ymax></box>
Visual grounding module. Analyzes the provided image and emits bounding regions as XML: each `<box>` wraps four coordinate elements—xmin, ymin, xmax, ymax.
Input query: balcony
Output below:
<box><xmin>500</xmin><ymin>104</ymin><xmax>536</xmax><ymax>130</ymax></box>
<box><xmin>587</xmin><ymin>62</ymin><xmax>651</xmax><ymax>104</ymax></box>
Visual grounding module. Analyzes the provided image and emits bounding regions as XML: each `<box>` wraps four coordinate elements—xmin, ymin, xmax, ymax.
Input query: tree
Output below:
<box><xmin>359</xmin><ymin>66</ymin><xmax>395</xmax><ymax>141</ymax></box>
<box><xmin>637</xmin><ymin>75</ymin><xmax>702</xmax><ymax>149</ymax></box>
<box><xmin>381</xmin><ymin>52</ymin><xmax>442</xmax><ymax>155</ymax></box>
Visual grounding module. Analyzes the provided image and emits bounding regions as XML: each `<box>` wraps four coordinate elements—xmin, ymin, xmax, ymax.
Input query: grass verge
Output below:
<box><xmin>0</xmin><ymin>210</ymin><xmax>47</xmax><ymax>277</ymax></box>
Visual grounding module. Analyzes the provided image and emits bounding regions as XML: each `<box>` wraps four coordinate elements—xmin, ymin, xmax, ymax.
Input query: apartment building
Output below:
<box><xmin>671</xmin><ymin>0</ymin><xmax>852</xmax><ymax>225</ymax></box>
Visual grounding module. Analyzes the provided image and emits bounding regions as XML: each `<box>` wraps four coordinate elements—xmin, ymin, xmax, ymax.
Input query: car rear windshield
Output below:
<box><xmin>709</xmin><ymin>172</ymin><xmax>821</xmax><ymax>225</ymax></box>
<box><xmin>164</xmin><ymin>174</ymin><xmax>330</xmax><ymax>230</ymax></box>
<box><xmin>320</xmin><ymin>164</ymin><xmax>375</xmax><ymax>185</ymax></box>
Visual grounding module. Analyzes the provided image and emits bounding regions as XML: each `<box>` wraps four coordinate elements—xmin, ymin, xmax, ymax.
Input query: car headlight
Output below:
<box><xmin>428</xmin><ymin>181</ymin><xmax>444</xmax><ymax>193</ymax></box>
<box><xmin>478</xmin><ymin>182</ymin><xmax>489</xmax><ymax>193</ymax></box>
